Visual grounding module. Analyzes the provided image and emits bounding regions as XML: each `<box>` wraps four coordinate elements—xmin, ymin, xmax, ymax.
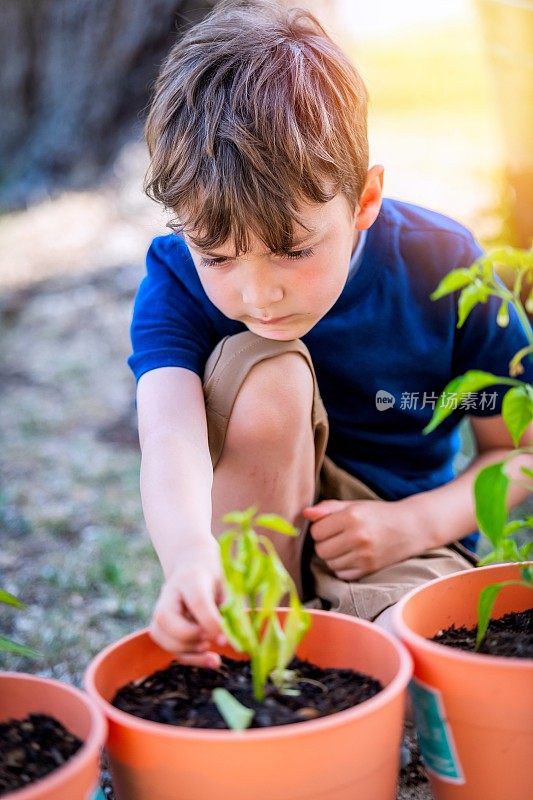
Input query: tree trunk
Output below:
<box><xmin>0</xmin><ymin>0</ymin><xmax>214</xmax><ymax>210</ymax></box>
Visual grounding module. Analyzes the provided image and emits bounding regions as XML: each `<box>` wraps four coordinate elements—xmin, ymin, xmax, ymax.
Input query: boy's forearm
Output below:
<box><xmin>140</xmin><ymin>430</ymin><xmax>215</xmax><ymax>578</ymax></box>
<box><xmin>400</xmin><ymin>448</ymin><xmax>533</xmax><ymax>552</ymax></box>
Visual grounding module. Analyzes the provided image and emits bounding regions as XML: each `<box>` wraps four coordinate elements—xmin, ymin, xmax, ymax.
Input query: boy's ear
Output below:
<box><xmin>354</xmin><ymin>164</ymin><xmax>384</xmax><ymax>231</ymax></box>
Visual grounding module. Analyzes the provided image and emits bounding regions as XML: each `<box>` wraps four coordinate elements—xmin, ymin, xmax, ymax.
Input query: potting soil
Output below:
<box><xmin>111</xmin><ymin>655</ymin><xmax>383</xmax><ymax>729</ymax></box>
<box><xmin>431</xmin><ymin>608</ymin><xmax>533</xmax><ymax>658</ymax></box>
<box><xmin>0</xmin><ymin>713</ymin><xmax>83</xmax><ymax>795</ymax></box>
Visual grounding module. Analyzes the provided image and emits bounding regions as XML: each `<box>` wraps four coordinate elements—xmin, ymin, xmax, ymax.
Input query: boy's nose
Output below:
<box><xmin>242</xmin><ymin>282</ymin><xmax>283</xmax><ymax>310</ymax></box>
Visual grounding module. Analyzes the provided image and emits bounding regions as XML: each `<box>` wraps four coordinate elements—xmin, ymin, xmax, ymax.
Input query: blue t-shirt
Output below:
<box><xmin>128</xmin><ymin>198</ymin><xmax>533</xmax><ymax>551</ymax></box>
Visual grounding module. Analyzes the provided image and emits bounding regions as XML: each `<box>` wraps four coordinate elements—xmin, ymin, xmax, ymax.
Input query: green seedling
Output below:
<box><xmin>0</xmin><ymin>588</ymin><xmax>40</xmax><ymax>658</ymax></box>
<box><xmin>211</xmin><ymin>507</ymin><xmax>311</xmax><ymax>729</ymax></box>
<box><xmin>425</xmin><ymin>246</ymin><xmax>533</xmax><ymax>649</ymax></box>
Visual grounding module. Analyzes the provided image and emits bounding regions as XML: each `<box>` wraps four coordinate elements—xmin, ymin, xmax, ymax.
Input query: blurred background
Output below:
<box><xmin>1</xmin><ymin>0</ymin><xmax>532</xmax><ymax>682</ymax></box>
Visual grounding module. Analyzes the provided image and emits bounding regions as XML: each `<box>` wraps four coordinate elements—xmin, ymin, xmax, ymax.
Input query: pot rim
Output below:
<box><xmin>0</xmin><ymin>672</ymin><xmax>107</xmax><ymax>799</ymax></box>
<box><xmin>84</xmin><ymin>608</ymin><xmax>413</xmax><ymax>741</ymax></box>
<box><xmin>392</xmin><ymin>562</ymin><xmax>533</xmax><ymax>669</ymax></box>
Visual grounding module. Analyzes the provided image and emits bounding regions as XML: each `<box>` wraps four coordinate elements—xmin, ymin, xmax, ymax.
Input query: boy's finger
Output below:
<box><xmin>186</xmin><ymin>587</ymin><xmax>226</xmax><ymax>644</ymax></box>
<box><xmin>302</xmin><ymin>500</ymin><xmax>347</xmax><ymax>520</ymax></box>
<box><xmin>306</xmin><ymin>512</ymin><xmax>345</xmax><ymax>542</ymax></box>
<box><xmin>149</xmin><ymin>625</ymin><xmax>221</xmax><ymax>667</ymax></box>
<box><xmin>177</xmin><ymin>651</ymin><xmax>222</xmax><ymax>669</ymax></box>
<box><xmin>152</xmin><ymin>602</ymin><xmax>205</xmax><ymax>643</ymax></box>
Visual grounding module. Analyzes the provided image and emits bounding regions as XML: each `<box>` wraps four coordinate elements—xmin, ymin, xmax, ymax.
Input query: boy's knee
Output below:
<box><xmin>227</xmin><ymin>352</ymin><xmax>314</xmax><ymax>450</ymax></box>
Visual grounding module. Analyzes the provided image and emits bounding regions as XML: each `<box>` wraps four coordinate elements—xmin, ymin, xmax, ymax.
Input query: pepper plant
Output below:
<box><xmin>0</xmin><ymin>588</ymin><xmax>39</xmax><ymax>658</ymax></box>
<box><xmin>424</xmin><ymin>246</ymin><xmax>533</xmax><ymax>649</ymax></box>
<box><xmin>212</xmin><ymin>506</ymin><xmax>311</xmax><ymax>729</ymax></box>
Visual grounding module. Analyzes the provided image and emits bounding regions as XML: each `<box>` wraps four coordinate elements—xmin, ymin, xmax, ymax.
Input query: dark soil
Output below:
<box><xmin>112</xmin><ymin>654</ymin><xmax>383</xmax><ymax>729</ymax></box>
<box><xmin>431</xmin><ymin>608</ymin><xmax>533</xmax><ymax>658</ymax></box>
<box><xmin>0</xmin><ymin>713</ymin><xmax>83</xmax><ymax>796</ymax></box>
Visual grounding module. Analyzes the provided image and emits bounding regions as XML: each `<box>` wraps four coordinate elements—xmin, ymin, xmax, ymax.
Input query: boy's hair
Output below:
<box><xmin>145</xmin><ymin>0</ymin><xmax>369</xmax><ymax>254</ymax></box>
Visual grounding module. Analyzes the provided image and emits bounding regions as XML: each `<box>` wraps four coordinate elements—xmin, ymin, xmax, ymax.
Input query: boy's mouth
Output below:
<box><xmin>251</xmin><ymin>315</ymin><xmax>294</xmax><ymax>325</ymax></box>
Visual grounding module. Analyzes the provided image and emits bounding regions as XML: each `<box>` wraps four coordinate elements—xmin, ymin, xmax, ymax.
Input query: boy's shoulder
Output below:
<box><xmin>377</xmin><ymin>197</ymin><xmax>482</xmax><ymax>277</ymax></box>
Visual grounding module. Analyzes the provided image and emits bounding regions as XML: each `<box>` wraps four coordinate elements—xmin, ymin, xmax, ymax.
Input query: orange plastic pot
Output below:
<box><xmin>0</xmin><ymin>672</ymin><xmax>107</xmax><ymax>800</ymax></box>
<box><xmin>393</xmin><ymin>562</ymin><xmax>533</xmax><ymax>800</ymax></box>
<box><xmin>84</xmin><ymin>608</ymin><xmax>412</xmax><ymax>800</ymax></box>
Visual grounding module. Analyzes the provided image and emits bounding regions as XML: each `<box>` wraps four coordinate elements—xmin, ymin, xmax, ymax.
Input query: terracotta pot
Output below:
<box><xmin>393</xmin><ymin>562</ymin><xmax>533</xmax><ymax>800</ymax></box>
<box><xmin>0</xmin><ymin>672</ymin><xmax>107</xmax><ymax>800</ymax></box>
<box><xmin>84</xmin><ymin>608</ymin><xmax>412</xmax><ymax>800</ymax></box>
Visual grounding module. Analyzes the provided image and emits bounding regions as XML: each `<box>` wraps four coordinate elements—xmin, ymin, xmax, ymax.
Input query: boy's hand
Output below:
<box><xmin>302</xmin><ymin>499</ymin><xmax>417</xmax><ymax>580</ymax></box>
<box><xmin>149</xmin><ymin>541</ymin><xmax>227</xmax><ymax>669</ymax></box>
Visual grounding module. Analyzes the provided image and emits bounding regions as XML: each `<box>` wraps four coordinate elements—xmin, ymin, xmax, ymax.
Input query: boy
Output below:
<box><xmin>129</xmin><ymin>0</ymin><xmax>532</xmax><ymax>668</ymax></box>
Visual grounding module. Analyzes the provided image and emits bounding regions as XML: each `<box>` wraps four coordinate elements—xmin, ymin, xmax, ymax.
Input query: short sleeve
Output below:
<box><xmin>127</xmin><ymin>235</ymin><xmax>216</xmax><ymax>382</ymax></box>
<box><xmin>452</xmin><ymin>235</ymin><xmax>533</xmax><ymax>416</ymax></box>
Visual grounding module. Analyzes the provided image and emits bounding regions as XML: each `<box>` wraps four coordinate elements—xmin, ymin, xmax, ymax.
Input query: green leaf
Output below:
<box><xmin>0</xmin><ymin>636</ymin><xmax>40</xmax><ymax>658</ymax></box>
<box><xmin>457</xmin><ymin>283</ymin><xmax>489</xmax><ymax>328</ymax></box>
<box><xmin>430</xmin><ymin>268</ymin><xmax>475</xmax><ymax>300</ymax></box>
<box><xmin>476</xmin><ymin>582</ymin><xmax>506</xmax><ymax>649</ymax></box>
<box><xmin>423</xmin><ymin>371</ymin><xmax>519</xmax><ymax>434</ymax></box>
<box><xmin>476</xmin><ymin>580</ymin><xmax>532</xmax><ymax>649</ymax></box>
<box><xmin>521</xmin><ymin>565</ymin><xmax>533</xmax><ymax>583</ymax></box>
<box><xmin>502</xmin><ymin>385</ymin><xmax>533</xmax><ymax>446</ymax></box>
<box><xmin>519</xmin><ymin>542</ymin><xmax>533</xmax><ymax>561</ymax></box>
<box><xmin>222</xmin><ymin>507</ymin><xmax>258</xmax><ymax>527</ymax></box>
<box><xmin>252</xmin><ymin>615</ymin><xmax>283</xmax><ymax>700</ymax></box>
<box><xmin>503</xmin><ymin>517</ymin><xmax>533</xmax><ymax>537</ymax></box>
<box><xmin>255</xmin><ymin>514</ymin><xmax>298</xmax><ymax>536</ymax></box>
<box><xmin>212</xmin><ymin>688</ymin><xmax>254</xmax><ymax>730</ymax></box>
<box><xmin>520</xmin><ymin>466</ymin><xmax>533</xmax><ymax>480</ymax></box>
<box><xmin>0</xmin><ymin>589</ymin><xmax>25</xmax><ymax>609</ymax></box>
<box><xmin>474</xmin><ymin>462</ymin><xmax>509</xmax><ymax>548</ymax></box>
<box><xmin>276</xmin><ymin>591</ymin><xmax>311</xmax><ymax>672</ymax></box>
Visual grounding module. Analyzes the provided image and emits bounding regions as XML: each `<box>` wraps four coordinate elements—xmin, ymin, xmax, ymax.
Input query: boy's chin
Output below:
<box><xmin>245</xmin><ymin>319</ymin><xmax>315</xmax><ymax>340</ymax></box>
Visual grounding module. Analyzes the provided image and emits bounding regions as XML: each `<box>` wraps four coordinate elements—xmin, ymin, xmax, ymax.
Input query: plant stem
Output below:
<box><xmin>513</xmin><ymin>297</ymin><xmax>533</xmax><ymax>349</ymax></box>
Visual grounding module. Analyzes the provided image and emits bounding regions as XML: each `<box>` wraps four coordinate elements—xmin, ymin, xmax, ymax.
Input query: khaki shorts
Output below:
<box><xmin>203</xmin><ymin>331</ymin><xmax>476</xmax><ymax>621</ymax></box>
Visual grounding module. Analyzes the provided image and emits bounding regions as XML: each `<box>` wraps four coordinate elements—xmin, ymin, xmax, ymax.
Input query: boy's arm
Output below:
<box><xmin>137</xmin><ymin>366</ymin><xmax>226</xmax><ymax>665</ymax></box>
<box><xmin>137</xmin><ymin>365</ymin><xmax>214</xmax><ymax>576</ymax></box>
<box><xmin>303</xmin><ymin>415</ymin><xmax>533</xmax><ymax>579</ymax></box>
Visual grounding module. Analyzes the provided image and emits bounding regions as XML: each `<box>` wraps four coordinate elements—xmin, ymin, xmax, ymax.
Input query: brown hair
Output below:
<box><xmin>144</xmin><ymin>0</ymin><xmax>369</xmax><ymax>255</ymax></box>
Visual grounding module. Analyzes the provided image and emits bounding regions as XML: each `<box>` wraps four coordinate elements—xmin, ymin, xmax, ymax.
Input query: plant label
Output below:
<box><xmin>409</xmin><ymin>678</ymin><xmax>465</xmax><ymax>784</ymax></box>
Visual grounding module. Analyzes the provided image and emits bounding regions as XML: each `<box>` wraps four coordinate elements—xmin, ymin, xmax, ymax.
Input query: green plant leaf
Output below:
<box><xmin>476</xmin><ymin>580</ymin><xmax>532</xmax><ymax>649</ymax></box>
<box><xmin>222</xmin><ymin>507</ymin><xmax>258</xmax><ymax>527</ymax></box>
<box><xmin>474</xmin><ymin>462</ymin><xmax>509</xmax><ymax>548</ymax></box>
<box><xmin>276</xmin><ymin>591</ymin><xmax>311</xmax><ymax>672</ymax></box>
<box><xmin>521</xmin><ymin>565</ymin><xmax>533</xmax><ymax>584</ymax></box>
<box><xmin>430</xmin><ymin>268</ymin><xmax>475</xmax><ymax>300</ymax></box>
<box><xmin>518</xmin><ymin>542</ymin><xmax>533</xmax><ymax>561</ymax></box>
<box><xmin>212</xmin><ymin>688</ymin><xmax>254</xmax><ymax>730</ymax></box>
<box><xmin>457</xmin><ymin>283</ymin><xmax>490</xmax><ymax>328</ymax></box>
<box><xmin>476</xmin><ymin>582</ymin><xmax>506</xmax><ymax>649</ymax></box>
<box><xmin>0</xmin><ymin>636</ymin><xmax>40</xmax><ymax>657</ymax></box>
<box><xmin>252</xmin><ymin>615</ymin><xmax>283</xmax><ymax>700</ymax></box>
<box><xmin>0</xmin><ymin>589</ymin><xmax>25</xmax><ymax>609</ymax></box>
<box><xmin>423</xmin><ymin>371</ymin><xmax>519</xmax><ymax>434</ymax></box>
<box><xmin>255</xmin><ymin>514</ymin><xmax>298</xmax><ymax>536</ymax></box>
<box><xmin>501</xmin><ymin>385</ymin><xmax>533</xmax><ymax>446</ymax></box>
<box><xmin>520</xmin><ymin>466</ymin><xmax>533</xmax><ymax>480</ymax></box>
<box><xmin>503</xmin><ymin>517</ymin><xmax>533</xmax><ymax>537</ymax></box>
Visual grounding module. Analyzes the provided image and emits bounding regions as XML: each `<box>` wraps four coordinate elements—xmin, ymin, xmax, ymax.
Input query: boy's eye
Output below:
<box><xmin>199</xmin><ymin>256</ymin><xmax>230</xmax><ymax>269</ymax></box>
<box><xmin>198</xmin><ymin>247</ymin><xmax>314</xmax><ymax>268</ymax></box>
<box><xmin>283</xmin><ymin>247</ymin><xmax>314</xmax><ymax>261</ymax></box>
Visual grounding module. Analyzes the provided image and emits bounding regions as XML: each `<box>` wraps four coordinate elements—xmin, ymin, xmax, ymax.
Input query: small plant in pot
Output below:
<box><xmin>85</xmin><ymin>508</ymin><xmax>412</xmax><ymax>800</ymax></box>
<box><xmin>393</xmin><ymin>246</ymin><xmax>533</xmax><ymax>800</ymax></box>
<box><xmin>0</xmin><ymin>588</ymin><xmax>107</xmax><ymax>800</ymax></box>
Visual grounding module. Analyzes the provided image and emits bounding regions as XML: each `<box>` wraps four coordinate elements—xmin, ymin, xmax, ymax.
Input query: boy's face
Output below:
<box><xmin>184</xmin><ymin>166</ymin><xmax>383</xmax><ymax>341</ymax></box>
